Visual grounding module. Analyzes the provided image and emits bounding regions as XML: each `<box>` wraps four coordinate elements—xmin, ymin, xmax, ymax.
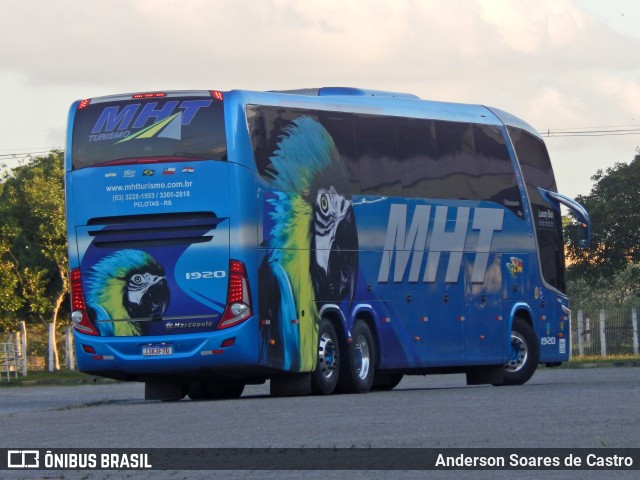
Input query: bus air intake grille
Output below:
<box><xmin>86</xmin><ymin>212</ymin><xmax>224</xmax><ymax>248</ymax></box>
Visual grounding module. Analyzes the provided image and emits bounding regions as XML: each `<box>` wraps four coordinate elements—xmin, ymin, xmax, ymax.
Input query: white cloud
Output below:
<box><xmin>0</xmin><ymin>0</ymin><xmax>638</xmax><ymax>196</ymax></box>
<box><xmin>478</xmin><ymin>0</ymin><xmax>591</xmax><ymax>52</ymax></box>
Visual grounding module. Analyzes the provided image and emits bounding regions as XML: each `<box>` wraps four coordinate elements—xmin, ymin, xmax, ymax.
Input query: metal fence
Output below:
<box><xmin>572</xmin><ymin>308</ymin><xmax>640</xmax><ymax>357</ymax></box>
<box><xmin>1</xmin><ymin>340</ymin><xmax>25</xmax><ymax>382</ymax></box>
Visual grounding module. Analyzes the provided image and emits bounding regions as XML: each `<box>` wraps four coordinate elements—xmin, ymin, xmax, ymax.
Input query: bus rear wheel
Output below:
<box><xmin>338</xmin><ymin>320</ymin><xmax>376</xmax><ymax>393</ymax></box>
<box><xmin>311</xmin><ymin>318</ymin><xmax>340</xmax><ymax>395</ymax></box>
<box><xmin>372</xmin><ymin>373</ymin><xmax>403</xmax><ymax>391</ymax></box>
<box><xmin>501</xmin><ymin>317</ymin><xmax>539</xmax><ymax>385</ymax></box>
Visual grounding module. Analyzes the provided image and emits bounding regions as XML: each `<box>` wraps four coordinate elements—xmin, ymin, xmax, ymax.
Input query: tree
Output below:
<box><xmin>565</xmin><ymin>150</ymin><xmax>640</xmax><ymax>281</ymax></box>
<box><xmin>0</xmin><ymin>150</ymin><xmax>68</xmax><ymax>368</ymax></box>
<box><xmin>567</xmin><ymin>264</ymin><xmax>640</xmax><ymax>309</ymax></box>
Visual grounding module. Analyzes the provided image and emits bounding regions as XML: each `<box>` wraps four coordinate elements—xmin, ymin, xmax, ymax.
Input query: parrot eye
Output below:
<box><xmin>131</xmin><ymin>274</ymin><xmax>144</xmax><ymax>285</ymax></box>
<box><xmin>319</xmin><ymin>194</ymin><xmax>329</xmax><ymax>214</ymax></box>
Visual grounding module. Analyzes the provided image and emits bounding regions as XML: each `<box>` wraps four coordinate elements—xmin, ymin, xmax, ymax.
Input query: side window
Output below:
<box><xmin>354</xmin><ymin>115</ymin><xmax>401</xmax><ymax>196</ymax></box>
<box><xmin>248</xmin><ymin>105</ymin><xmax>351</xmax><ymax>195</ymax></box>
<box><xmin>473</xmin><ymin>124</ymin><xmax>522</xmax><ymax>215</ymax></box>
<box><xmin>434</xmin><ymin>120</ymin><xmax>478</xmax><ymax>200</ymax></box>
<box><xmin>248</xmin><ymin>105</ymin><xmax>316</xmax><ymax>182</ymax></box>
<box><xmin>318</xmin><ymin>111</ymin><xmax>359</xmax><ymax>194</ymax></box>
<box><xmin>430</xmin><ymin>121</ymin><xmax>520</xmax><ymax>211</ymax></box>
<box><xmin>247</xmin><ymin>104</ymin><xmax>519</xmax><ymax>211</ymax></box>
<box><xmin>396</xmin><ymin>117</ymin><xmax>439</xmax><ymax>198</ymax></box>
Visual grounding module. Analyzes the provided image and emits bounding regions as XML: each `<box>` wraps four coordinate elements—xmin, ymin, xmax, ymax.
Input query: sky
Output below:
<box><xmin>0</xmin><ymin>0</ymin><xmax>638</xmax><ymax>199</ymax></box>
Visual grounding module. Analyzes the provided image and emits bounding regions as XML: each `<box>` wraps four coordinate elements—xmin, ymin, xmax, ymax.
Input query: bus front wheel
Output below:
<box><xmin>338</xmin><ymin>320</ymin><xmax>376</xmax><ymax>393</ymax></box>
<box><xmin>501</xmin><ymin>317</ymin><xmax>539</xmax><ymax>385</ymax></box>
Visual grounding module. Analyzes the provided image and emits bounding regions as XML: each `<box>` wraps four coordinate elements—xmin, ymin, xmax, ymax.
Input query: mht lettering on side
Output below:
<box><xmin>378</xmin><ymin>204</ymin><xmax>504</xmax><ymax>284</ymax></box>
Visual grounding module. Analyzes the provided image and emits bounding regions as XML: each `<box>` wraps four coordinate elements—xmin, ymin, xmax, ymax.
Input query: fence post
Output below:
<box><xmin>577</xmin><ymin>310</ymin><xmax>585</xmax><ymax>357</ymax></box>
<box><xmin>632</xmin><ymin>308</ymin><xmax>639</xmax><ymax>356</ymax></box>
<box><xmin>20</xmin><ymin>321</ymin><xmax>27</xmax><ymax>376</ymax></box>
<box><xmin>16</xmin><ymin>330</ymin><xmax>22</xmax><ymax>376</ymax></box>
<box><xmin>48</xmin><ymin>323</ymin><xmax>55</xmax><ymax>372</ymax></box>
<box><xmin>66</xmin><ymin>326</ymin><xmax>75</xmax><ymax>371</ymax></box>
<box><xmin>2</xmin><ymin>343</ymin><xmax>8</xmax><ymax>381</ymax></box>
<box><xmin>599</xmin><ymin>309</ymin><xmax>607</xmax><ymax>357</ymax></box>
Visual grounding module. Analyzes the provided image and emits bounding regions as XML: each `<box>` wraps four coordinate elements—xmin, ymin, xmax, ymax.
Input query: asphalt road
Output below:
<box><xmin>1</xmin><ymin>367</ymin><xmax>639</xmax><ymax>480</ymax></box>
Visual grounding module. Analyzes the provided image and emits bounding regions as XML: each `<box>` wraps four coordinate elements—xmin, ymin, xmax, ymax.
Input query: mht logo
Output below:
<box><xmin>89</xmin><ymin>100</ymin><xmax>212</xmax><ymax>143</ymax></box>
<box><xmin>378</xmin><ymin>204</ymin><xmax>504</xmax><ymax>284</ymax></box>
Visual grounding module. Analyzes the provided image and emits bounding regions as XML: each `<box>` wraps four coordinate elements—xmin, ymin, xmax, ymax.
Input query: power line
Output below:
<box><xmin>0</xmin><ymin>150</ymin><xmax>58</xmax><ymax>158</ymax></box>
<box><xmin>0</xmin><ymin>145</ymin><xmax>62</xmax><ymax>153</ymax></box>
<box><xmin>1</xmin><ymin>123</ymin><xmax>639</xmax><ymax>159</ymax></box>
<box><xmin>539</xmin><ymin>126</ymin><xmax>640</xmax><ymax>138</ymax></box>
<box><xmin>543</xmin><ymin>123</ymin><xmax>640</xmax><ymax>130</ymax></box>
<box><xmin>0</xmin><ymin>148</ymin><xmax>63</xmax><ymax>164</ymax></box>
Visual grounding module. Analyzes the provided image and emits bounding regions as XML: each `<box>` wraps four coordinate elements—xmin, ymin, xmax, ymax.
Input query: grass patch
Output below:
<box><xmin>0</xmin><ymin>369</ymin><xmax>119</xmax><ymax>387</ymax></box>
<box><xmin>565</xmin><ymin>354</ymin><xmax>640</xmax><ymax>368</ymax></box>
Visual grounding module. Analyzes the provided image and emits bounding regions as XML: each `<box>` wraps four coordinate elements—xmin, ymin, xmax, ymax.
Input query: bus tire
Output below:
<box><xmin>501</xmin><ymin>317</ymin><xmax>539</xmax><ymax>385</ymax></box>
<box><xmin>338</xmin><ymin>320</ymin><xmax>376</xmax><ymax>393</ymax></box>
<box><xmin>372</xmin><ymin>373</ymin><xmax>403</xmax><ymax>391</ymax></box>
<box><xmin>311</xmin><ymin>318</ymin><xmax>340</xmax><ymax>395</ymax></box>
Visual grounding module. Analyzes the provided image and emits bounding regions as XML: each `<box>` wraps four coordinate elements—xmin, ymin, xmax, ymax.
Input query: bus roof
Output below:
<box><xmin>229</xmin><ymin>87</ymin><xmax>541</xmax><ymax>137</ymax></box>
<box><xmin>75</xmin><ymin>87</ymin><xmax>542</xmax><ymax>139</ymax></box>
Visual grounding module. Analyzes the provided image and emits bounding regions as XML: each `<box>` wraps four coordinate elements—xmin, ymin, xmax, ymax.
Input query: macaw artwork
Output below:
<box><xmin>259</xmin><ymin>117</ymin><xmax>359</xmax><ymax>372</ymax></box>
<box><xmin>84</xmin><ymin>249</ymin><xmax>170</xmax><ymax>336</ymax></box>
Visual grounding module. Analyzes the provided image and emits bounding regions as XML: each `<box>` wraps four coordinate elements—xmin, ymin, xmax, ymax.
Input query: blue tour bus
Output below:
<box><xmin>65</xmin><ymin>87</ymin><xmax>590</xmax><ymax>400</ymax></box>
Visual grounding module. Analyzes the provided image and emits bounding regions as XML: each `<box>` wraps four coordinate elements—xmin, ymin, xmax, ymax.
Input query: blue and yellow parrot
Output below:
<box><xmin>85</xmin><ymin>249</ymin><xmax>170</xmax><ymax>336</ymax></box>
<box><xmin>258</xmin><ymin>116</ymin><xmax>358</xmax><ymax>371</ymax></box>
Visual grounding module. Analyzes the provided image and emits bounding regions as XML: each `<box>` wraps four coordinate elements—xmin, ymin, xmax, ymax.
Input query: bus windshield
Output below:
<box><xmin>71</xmin><ymin>93</ymin><xmax>226</xmax><ymax>169</ymax></box>
<box><xmin>508</xmin><ymin>126</ymin><xmax>566</xmax><ymax>292</ymax></box>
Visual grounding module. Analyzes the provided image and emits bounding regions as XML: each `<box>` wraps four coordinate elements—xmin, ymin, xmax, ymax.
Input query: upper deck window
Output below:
<box><xmin>248</xmin><ymin>105</ymin><xmax>520</xmax><ymax>213</ymax></box>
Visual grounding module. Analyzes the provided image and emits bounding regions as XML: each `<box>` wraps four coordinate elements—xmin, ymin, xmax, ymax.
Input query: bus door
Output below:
<box><xmin>420</xmin><ymin>205</ymin><xmax>467</xmax><ymax>366</ymax></box>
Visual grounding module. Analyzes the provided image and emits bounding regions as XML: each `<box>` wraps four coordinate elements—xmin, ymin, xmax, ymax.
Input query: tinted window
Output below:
<box><xmin>248</xmin><ymin>105</ymin><xmax>519</xmax><ymax>210</ymax></box>
<box><xmin>508</xmin><ymin>127</ymin><xmax>565</xmax><ymax>292</ymax></box>
<box><xmin>72</xmin><ymin>95</ymin><xmax>226</xmax><ymax>169</ymax></box>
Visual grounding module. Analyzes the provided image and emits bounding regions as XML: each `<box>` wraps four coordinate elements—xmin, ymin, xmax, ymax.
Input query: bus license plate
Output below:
<box><xmin>142</xmin><ymin>344</ymin><xmax>173</xmax><ymax>356</ymax></box>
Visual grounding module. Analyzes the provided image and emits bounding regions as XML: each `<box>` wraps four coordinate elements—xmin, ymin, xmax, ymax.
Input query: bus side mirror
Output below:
<box><xmin>574</xmin><ymin>222</ymin><xmax>589</xmax><ymax>249</ymax></box>
<box><xmin>539</xmin><ymin>188</ymin><xmax>591</xmax><ymax>249</ymax></box>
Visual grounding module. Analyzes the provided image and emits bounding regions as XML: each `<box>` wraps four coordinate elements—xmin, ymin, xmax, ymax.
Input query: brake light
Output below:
<box><xmin>132</xmin><ymin>92</ymin><xmax>167</xmax><ymax>99</ymax></box>
<box><xmin>211</xmin><ymin>90</ymin><xmax>224</xmax><ymax>101</ymax></box>
<box><xmin>218</xmin><ymin>260</ymin><xmax>252</xmax><ymax>329</ymax></box>
<box><xmin>70</xmin><ymin>269</ymin><xmax>99</xmax><ymax>336</ymax></box>
<box><xmin>78</xmin><ymin>99</ymin><xmax>91</xmax><ymax>109</ymax></box>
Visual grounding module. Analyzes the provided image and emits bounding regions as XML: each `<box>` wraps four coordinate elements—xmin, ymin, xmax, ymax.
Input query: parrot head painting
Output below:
<box><xmin>85</xmin><ymin>249</ymin><xmax>170</xmax><ymax>336</ymax></box>
<box><xmin>259</xmin><ymin>116</ymin><xmax>359</xmax><ymax>371</ymax></box>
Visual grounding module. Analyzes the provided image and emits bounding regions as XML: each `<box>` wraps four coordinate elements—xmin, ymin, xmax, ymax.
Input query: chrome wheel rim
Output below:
<box><xmin>318</xmin><ymin>332</ymin><xmax>338</xmax><ymax>379</ymax></box>
<box><xmin>354</xmin><ymin>334</ymin><xmax>370</xmax><ymax>380</ymax></box>
<box><xmin>505</xmin><ymin>331</ymin><xmax>528</xmax><ymax>373</ymax></box>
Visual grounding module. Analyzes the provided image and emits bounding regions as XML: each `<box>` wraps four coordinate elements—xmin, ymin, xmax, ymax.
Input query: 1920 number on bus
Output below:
<box><xmin>185</xmin><ymin>271</ymin><xmax>226</xmax><ymax>280</ymax></box>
